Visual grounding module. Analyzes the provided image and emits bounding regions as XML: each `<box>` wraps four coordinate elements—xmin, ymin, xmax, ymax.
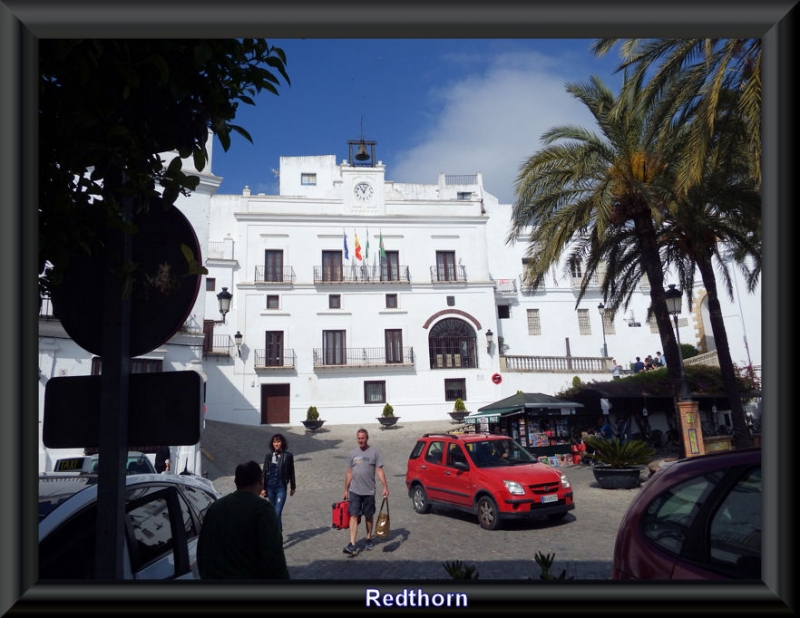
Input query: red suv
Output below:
<box><xmin>405</xmin><ymin>433</ymin><xmax>574</xmax><ymax>530</ymax></box>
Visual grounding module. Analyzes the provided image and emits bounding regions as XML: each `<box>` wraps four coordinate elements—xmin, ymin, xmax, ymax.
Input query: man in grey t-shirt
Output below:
<box><xmin>342</xmin><ymin>428</ymin><xmax>389</xmax><ymax>555</ymax></box>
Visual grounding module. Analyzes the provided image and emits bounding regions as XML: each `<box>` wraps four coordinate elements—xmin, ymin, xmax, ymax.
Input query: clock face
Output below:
<box><xmin>354</xmin><ymin>182</ymin><xmax>374</xmax><ymax>202</ymax></box>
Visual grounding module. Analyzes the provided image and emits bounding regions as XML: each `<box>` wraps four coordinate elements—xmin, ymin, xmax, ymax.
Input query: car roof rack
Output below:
<box><xmin>422</xmin><ymin>433</ymin><xmax>460</xmax><ymax>439</ymax></box>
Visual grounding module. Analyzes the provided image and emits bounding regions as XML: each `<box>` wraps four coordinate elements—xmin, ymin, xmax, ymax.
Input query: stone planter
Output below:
<box><xmin>301</xmin><ymin>419</ymin><xmax>326</xmax><ymax>432</ymax></box>
<box><xmin>591</xmin><ymin>466</ymin><xmax>645</xmax><ymax>489</ymax></box>
<box><xmin>377</xmin><ymin>416</ymin><xmax>400</xmax><ymax>429</ymax></box>
<box><xmin>448</xmin><ymin>411</ymin><xmax>469</xmax><ymax>423</ymax></box>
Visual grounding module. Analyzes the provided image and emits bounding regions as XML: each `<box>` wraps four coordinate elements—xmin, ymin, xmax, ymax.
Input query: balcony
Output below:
<box><xmin>254</xmin><ymin>349</ymin><xmax>297</xmax><ymax>369</ymax></box>
<box><xmin>313</xmin><ymin>264</ymin><xmax>411</xmax><ymax>284</ymax></box>
<box><xmin>492</xmin><ymin>278</ymin><xmax>518</xmax><ymax>296</ymax></box>
<box><xmin>430</xmin><ymin>265</ymin><xmax>467</xmax><ymax>283</ymax></box>
<box><xmin>312</xmin><ymin>347</ymin><xmax>415</xmax><ymax>368</ymax></box>
<box><xmin>254</xmin><ymin>265</ymin><xmax>296</xmax><ymax>284</ymax></box>
<box><xmin>204</xmin><ymin>334</ymin><xmax>236</xmax><ymax>359</ymax></box>
<box><xmin>501</xmin><ymin>355</ymin><xmax>609</xmax><ymax>373</ymax></box>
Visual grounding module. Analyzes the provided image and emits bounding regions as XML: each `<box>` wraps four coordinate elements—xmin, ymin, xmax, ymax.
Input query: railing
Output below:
<box><xmin>207</xmin><ymin>241</ymin><xmax>226</xmax><ymax>259</ymax></box>
<box><xmin>430</xmin><ymin>265</ymin><xmax>467</xmax><ymax>283</ymax></box>
<box><xmin>204</xmin><ymin>334</ymin><xmax>235</xmax><ymax>358</ymax></box>
<box><xmin>313</xmin><ymin>264</ymin><xmax>411</xmax><ymax>284</ymax></box>
<box><xmin>492</xmin><ymin>278</ymin><xmax>518</xmax><ymax>295</ymax></box>
<box><xmin>445</xmin><ymin>174</ymin><xmax>478</xmax><ymax>185</ymax></box>
<box><xmin>502</xmin><ymin>355</ymin><xmax>608</xmax><ymax>373</ymax></box>
<box><xmin>39</xmin><ymin>295</ymin><xmax>56</xmax><ymax>320</ymax></box>
<box><xmin>571</xmin><ymin>274</ymin><xmax>602</xmax><ymax>289</ymax></box>
<box><xmin>312</xmin><ymin>347</ymin><xmax>415</xmax><ymax>368</ymax></box>
<box><xmin>254</xmin><ymin>349</ymin><xmax>297</xmax><ymax>369</ymax></box>
<box><xmin>254</xmin><ymin>265</ymin><xmax>296</xmax><ymax>284</ymax></box>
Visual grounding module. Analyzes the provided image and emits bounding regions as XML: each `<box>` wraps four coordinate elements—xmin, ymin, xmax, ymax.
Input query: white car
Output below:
<box><xmin>38</xmin><ymin>472</ymin><xmax>220</xmax><ymax>579</ymax></box>
<box><xmin>52</xmin><ymin>451</ymin><xmax>156</xmax><ymax>474</ymax></box>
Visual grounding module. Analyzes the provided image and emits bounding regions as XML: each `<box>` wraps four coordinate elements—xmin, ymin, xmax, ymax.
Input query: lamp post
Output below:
<box><xmin>216</xmin><ymin>287</ymin><xmax>232</xmax><ymax>324</ymax></box>
<box><xmin>485</xmin><ymin>329</ymin><xmax>494</xmax><ymax>354</ymax></box>
<box><xmin>597</xmin><ymin>303</ymin><xmax>608</xmax><ymax>358</ymax></box>
<box><xmin>234</xmin><ymin>331</ymin><xmax>243</xmax><ymax>357</ymax></box>
<box><xmin>664</xmin><ymin>284</ymin><xmax>690</xmax><ymax>400</ymax></box>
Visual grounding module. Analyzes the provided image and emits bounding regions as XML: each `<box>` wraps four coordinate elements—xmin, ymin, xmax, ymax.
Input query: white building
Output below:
<box><xmin>38</xmin><ymin>136</ymin><xmax>762</xmax><ymax>468</ymax></box>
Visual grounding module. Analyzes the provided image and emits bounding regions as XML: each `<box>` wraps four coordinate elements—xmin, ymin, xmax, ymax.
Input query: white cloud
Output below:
<box><xmin>391</xmin><ymin>51</ymin><xmax>602</xmax><ymax>205</ymax></box>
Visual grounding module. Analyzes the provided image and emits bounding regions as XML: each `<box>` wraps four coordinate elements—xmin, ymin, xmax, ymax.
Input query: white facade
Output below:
<box><xmin>38</xmin><ymin>137</ymin><xmax>762</xmax><ymax>455</ymax></box>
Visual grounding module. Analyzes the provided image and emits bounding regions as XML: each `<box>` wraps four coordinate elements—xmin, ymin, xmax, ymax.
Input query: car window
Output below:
<box><xmin>446</xmin><ymin>443</ymin><xmax>468</xmax><ymax>468</ymax></box>
<box><xmin>424</xmin><ymin>441</ymin><xmax>444</xmax><ymax>465</ymax></box>
<box><xmin>39</xmin><ymin>503</ymin><xmax>97</xmax><ymax>579</ymax></box>
<box><xmin>181</xmin><ymin>485</ymin><xmax>217</xmax><ymax>524</ymax></box>
<box><xmin>708</xmin><ymin>467</ymin><xmax>761</xmax><ymax>579</ymax></box>
<box><xmin>641</xmin><ymin>470</ymin><xmax>724</xmax><ymax>555</ymax></box>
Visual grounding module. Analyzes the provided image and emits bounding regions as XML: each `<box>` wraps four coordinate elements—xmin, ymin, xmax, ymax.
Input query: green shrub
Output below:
<box><xmin>453</xmin><ymin>398</ymin><xmax>466</xmax><ymax>412</ymax></box>
<box><xmin>582</xmin><ymin>436</ymin><xmax>654</xmax><ymax>468</ymax></box>
<box><xmin>306</xmin><ymin>406</ymin><xmax>319</xmax><ymax>421</ymax></box>
<box><xmin>382</xmin><ymin>403</ymin><xmax>394</xmax><ymax>417</ymax></box>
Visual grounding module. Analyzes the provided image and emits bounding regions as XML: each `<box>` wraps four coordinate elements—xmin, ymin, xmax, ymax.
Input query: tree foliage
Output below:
<box><xmin>39</xmin><ymin>39</ymin><xmax>290</xmax><ymax>296</ymax></box>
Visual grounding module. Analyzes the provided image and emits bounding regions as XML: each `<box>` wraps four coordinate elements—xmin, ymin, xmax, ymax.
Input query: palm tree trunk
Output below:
<box><xmin>695</xmin><ymin>256</ymin><xmax>753</xmax><ymax>449</ymax></box>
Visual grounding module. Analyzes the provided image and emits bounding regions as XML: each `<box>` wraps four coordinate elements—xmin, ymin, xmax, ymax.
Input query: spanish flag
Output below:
<box><xmin>354</xmin><ymin>231</ymin><xmax>362</xmax><ymax>261</ymax></box>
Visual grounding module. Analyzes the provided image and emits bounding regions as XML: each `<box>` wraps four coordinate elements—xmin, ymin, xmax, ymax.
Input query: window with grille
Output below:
<box><xmin>498</xmin><ymin>305</ymin><xmax>510</xmax><ymax>319</ymax></box>
<box><xmin>329</xmin><ymin>294</ymin><xmax>341</xmax><ymax>309</ymax></box>
<box><xmin>206</xmin><ymin>278</ymin><xmax>215</xmax><ymax>291</ymax></box>
<box><xmin>323</xmin><ymin>330</ymin><xmax>346</xmax><ymax>365</ymax></box>
<box><xmin>649</xmin><ymin>314</ymin><xmax>659</xmax><ymax>333</ymax></box>
<box><xmin>385</xmin><ymin>329</ymin><xmax>403</xmax><ymax>363</ymax></box>
<box><xmin>380</xmin><ymin>250</ymin><xmax>400</xmax><ymax>281</ymax></box>
<box><xmin>385</xmin><ymin>294</ymin><xmax>398</xmax><ymax>309</ymax></box>
<box><xmin>570</xmin><ymin>262</ymin><xmax>583</xmax><ymax>278</ymax></box>
<box><xmin>266</xmin><ymin>295</ymin><xmax>279</xmax><ymax>309</ymax></box>
<box><xmin>436</xmin><ymin>251</ymin><xmax>457</xmax><ymax>281</ymax></box>
<box><xmin>322</xmin><ymin>250</ymin><xmax>343</xmax><ymax>282</ymax></box>
<box><xmin>91</xmin><ymin>358</ymin><xmax>163</xmax><ymax>375</ymax></box>
<box><xmin>428</xmin><ymin>318</ymin><xmax>477</xmax><ymax>369</ymax></box>
<box><xmin>301</xmin><ymin>173</ymin><xmax>317</xmax><ymax>186</ymax></box>
<box><xmin>444</xmin><ymin>379</ymin><xmax>466</xmax><ymax>402</ymax></box>
<box><xmin>578</xmin><ymin>308</ymin><xmax>592</xmax><ymax>335</ymax></box>
<box><xmin>364</xmin><ymin>381</ymin><xmax>386</xmax><ymax>404</ymax></box>
<box><xmin>527</xmin><ymin>308</ymin><xmax>541</xmax><ymax>335</ymax></box>
<box><xmin>263</xmin><ymin>250</ymin><xmax>284</xmax><ymax>282</ymax></box>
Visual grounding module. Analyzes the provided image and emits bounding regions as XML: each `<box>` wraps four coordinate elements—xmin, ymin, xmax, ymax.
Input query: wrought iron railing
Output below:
<box><xmin>204</xmin><ymin>334</ymin><xmax>235</xmax><ymax>358</ymax></box>
<box><xmin>492</xmin><ymin>278</ymin><xmax>518</xmax><ymax>295</ymax></box>
<box><xmin>254</xmin><ymin>349</ymin><xmax>296</xmax><ymax>369</ymax></box>
<box><xmin>313</xmin><ymin>265</ymin><xmax>411</xmax><ymax>283</ymax></box>
<box><xmin>312</xmin><ymin>347</ymin><xmax>415</xmax><ymax>367</ymax></box>
<box><xmin>502</xmin><ymin>355</ymin><xmax>608</xmax><ymax>373</ymax></box>
<box><xmin>254</xmin><ymin>265</ymin><xmax>296</xmax><ymax>283</ymax></box>
<box><xmin>429</xmin><ymin>265</ymin><xmax>467</xmax><ymax>283</ymax></box>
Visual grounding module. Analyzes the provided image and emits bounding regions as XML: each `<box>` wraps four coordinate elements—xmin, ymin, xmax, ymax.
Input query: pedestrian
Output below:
<box><xmin>342</xmin><ymin>428</ymin><xmax>389</xmax><ymax>555</ymax></box>
<box><xmin>655</xmin><ymin>351</ymin><xmax>666</xmax><ymax>366</ymax></box>
<box><xmin>154</xmin><ymin>445</ymin><xmax>170</xmax><ymax>473</ymax></box>
<box><xmin>260</xmin><ymin>433</ymin><xmax>296</xmax><ymax>534</ymax></box>
<box><xmin>644</xmin><ymin>355</ymin><xmax>655</xmax><ymax>370</ymax></box>
<box><xmin>633</xmin><ymin>356</ymin><xmax>645</xmax><ymax>373</ymax></box>
<box><xmin>616</xmin><ymin>416</ymin><xmax>629</xmax><ymax>443</ymax></box>
<box><xmin>599</xmin><ymin>417</ymin><xmax>615</xmax><ymax>440</ymax></box>
<box><xmin>610</xmin><ymin>359</ymin><xmax>621</xmax><ymax>379</ymax></box>
<box><xmin>197</xmin><ymin>460</ymin><xmax>289</xmax><ymax>580</ymax></box>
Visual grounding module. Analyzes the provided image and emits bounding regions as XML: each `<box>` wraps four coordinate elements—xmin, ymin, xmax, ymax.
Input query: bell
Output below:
<box><xmin>355</xmin><ymin>142</ymin><xmax>370</xmax><ymax>161</ymax></box>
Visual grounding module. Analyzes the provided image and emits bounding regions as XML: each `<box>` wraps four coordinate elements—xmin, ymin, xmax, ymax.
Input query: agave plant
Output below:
<box><xmin>582</xmin><ymin>436</ymin><xmax>654</xmax><ymax>468</ymax></box>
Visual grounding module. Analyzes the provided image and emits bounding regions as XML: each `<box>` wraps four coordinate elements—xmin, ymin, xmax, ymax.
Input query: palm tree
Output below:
<box><xmin>508</xmin><ymin>73</ymin><xmax>688</xmax><ymax>449</ymax></box>
<box><xmin>591</xmin><ymin>38</ymin><xmax>761</xmax><ymax>196</ymax></box>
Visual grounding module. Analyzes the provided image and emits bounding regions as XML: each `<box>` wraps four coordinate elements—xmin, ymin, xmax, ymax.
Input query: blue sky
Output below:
<box><xmin>210</xmin><ymin>39</ymin><xmax>626</xmax><ymax>205</ymax></box>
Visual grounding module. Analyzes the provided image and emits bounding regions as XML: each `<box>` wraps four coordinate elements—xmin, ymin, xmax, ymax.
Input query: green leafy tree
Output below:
<box><xmin>39</xmin><ymin>39</ymin><xmax>290</xmax><ymax>297</ymax></box>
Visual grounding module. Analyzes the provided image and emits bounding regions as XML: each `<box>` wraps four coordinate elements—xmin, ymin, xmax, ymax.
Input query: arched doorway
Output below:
<box><xmin>428</xmin><ymin>318</ymin><xmax>478</xmax><ymax>369</ymax></box>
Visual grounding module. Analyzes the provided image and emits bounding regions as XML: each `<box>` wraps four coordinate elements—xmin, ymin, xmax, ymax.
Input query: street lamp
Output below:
<box><xmin>234</xmin><ymin>331</ymin><xmax>243</xmax><ymax>357</ymax></box>
<box><xmin>664</xmin><ymin>284</ymin><xmax>690</xmax><ymax>400</ymax></box>
<box><xmin>597</xmin><ymin>303</ymin><xmax>608</xmax><ymax>358</ymax></box>
<box><xmin>216</xmin><ymin>287</ymin><xmax>232</xmax><ymax>324</ymax></box>
<box><xmin>485</xmin><ymin>329</ymin><xmax>494</xmax><ymax>354</ymax></box>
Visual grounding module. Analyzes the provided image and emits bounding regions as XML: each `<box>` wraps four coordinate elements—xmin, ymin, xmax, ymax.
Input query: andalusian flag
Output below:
<box><xmin>343</xmin><ymin>230</ymin><xmax>349</xmax><ymax>260</ymax></box>
<box><xmin>379</xmin><ymin>230</ymin><xmax>386</xmax><ymax>258</ymax></box>
<box><xmin>354</xmin><ymin>231</ymin><xmax>362</xmax><ymax>261</ymax></box>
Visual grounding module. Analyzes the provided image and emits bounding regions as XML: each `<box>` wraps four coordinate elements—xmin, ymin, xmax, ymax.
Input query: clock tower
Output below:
<box><xmin>343</xmin><ymin>139</ymin><xmax>385</xmax><ymax>214</ymax></box>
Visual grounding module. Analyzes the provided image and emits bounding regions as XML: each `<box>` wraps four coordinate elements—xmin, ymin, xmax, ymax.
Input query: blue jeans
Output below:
<box><xmin>266</xmin><ymin>483</ymin><xmax>287</xmax><ymax>532</ymax></box>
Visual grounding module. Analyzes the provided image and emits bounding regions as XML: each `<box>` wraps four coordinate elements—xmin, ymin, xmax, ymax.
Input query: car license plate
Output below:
<box><xmin>540</xmin><ymin>494</ymin><xmax>557</xmax><ymax>504</ymax></box>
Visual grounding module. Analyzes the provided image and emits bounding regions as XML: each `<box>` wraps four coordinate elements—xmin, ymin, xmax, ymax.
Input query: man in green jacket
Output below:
<box><xmin>197</xmin><ymin>460</ymin><xmax>289</xmax><ymax>579</ymax></box>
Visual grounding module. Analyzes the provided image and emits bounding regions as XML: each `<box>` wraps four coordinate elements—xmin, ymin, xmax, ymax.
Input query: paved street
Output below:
<box><xmin>200</xmin><ymin>418</ymin><xmax>645</xmax><ymax>580</ymax></box>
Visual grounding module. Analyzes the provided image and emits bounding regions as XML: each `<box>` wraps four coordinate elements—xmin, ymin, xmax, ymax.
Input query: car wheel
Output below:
<box><xmin>476</xmin><ymin>496</ymin><xmax>501</xmax><ymax>530</ymax></box>
<box><xmin>411</xmin><ymin>484</ymin><xmax>431</xmax><ymax>514</ymax></box>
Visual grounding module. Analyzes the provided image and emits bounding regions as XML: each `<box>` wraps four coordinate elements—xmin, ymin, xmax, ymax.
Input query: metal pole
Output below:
<box><xmin>673</xmin><ymin>313</ymin><xmax>690</xmax><ymax>400</ymax></box>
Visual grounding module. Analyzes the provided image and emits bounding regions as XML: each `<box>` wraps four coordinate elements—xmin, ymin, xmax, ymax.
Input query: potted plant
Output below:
<box><xmin>582</xmin><ymin>436</ymin><xmax>654</xmax><ymax>489</ymax></box>
<box><xmin>377</xmin><ymin>402</ymin><xmax>399</xmax><ymax>429</ymax></box>
<box><xmin>448</xmin><ymin>398</ymin><xmax>469</xmax><ymax>423</ymax></box>
<box><xmin>301</xmin><ymin>406</ymin><xmax>325</xmax><ymax>432</ymax></box>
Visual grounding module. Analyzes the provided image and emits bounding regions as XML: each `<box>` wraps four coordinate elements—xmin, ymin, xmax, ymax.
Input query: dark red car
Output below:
<box><xmin>405</xmin><ymin>432</ymin><xmax>574</xmax><ymax>530</ymax></box>
<box><xmin>612</xmin><ymin>447</ymin><xmax>761</xmax><ymax>580</ymax></box>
